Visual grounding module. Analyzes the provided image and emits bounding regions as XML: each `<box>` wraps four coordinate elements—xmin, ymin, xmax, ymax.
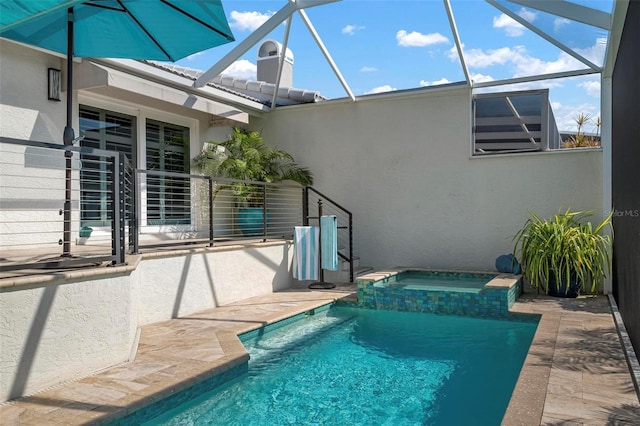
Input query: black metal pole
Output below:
<box><xmin>112</xmin><ymin>154</ymin><xmax>125</xmax><ymax>265</ymax></box>
<box><xmin>62</xmin><ymin>7</ymin><xmax>75</xmax><ymax>256</ymax></box>
<box><xmin>209</xmin><ymin>178</ymin><xmax>214</xmax><ymax>247</ymax></box>
<box><xmin>131</xmin><ymin>168</ymin><xmax>139</xmax><ymax>253</ymax></box>
<box><xmin>302</xmin><ymin>187</ymin><xmax>309</xmax><ymax>226</ymax></box>
<box><xmin>307</xmin><ymin>199</ymin><xmax>335</xmax><ymax>290</ymax></box>
<box><xmin>262</xmin><ymin>185</ymin><xmax>267</xmax><ymax>242</ymax></box>
<box><xmin>317</xmin><ymin>199</ymin><xmax>323</xmax><ymax>283</ymax></box>
<box><xmin>349</xmin><ymin>211</ymin><xmax>354</xmax><ymax>283</ymax></box>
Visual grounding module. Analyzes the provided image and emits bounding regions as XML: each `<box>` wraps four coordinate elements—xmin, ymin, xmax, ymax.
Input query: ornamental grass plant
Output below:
<box><xmin>512</xmin><ymin>209</ymin><xmax>613</xmax><ymax>296</ymax></box>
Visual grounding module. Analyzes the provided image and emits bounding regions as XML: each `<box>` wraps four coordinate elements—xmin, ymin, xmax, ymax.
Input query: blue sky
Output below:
<box><xmin>176</xmin><ymin>0</ymin><xmax>613</xmax><ymax>132</ymax></box>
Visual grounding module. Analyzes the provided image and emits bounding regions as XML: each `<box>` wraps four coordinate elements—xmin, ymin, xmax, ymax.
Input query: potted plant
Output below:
<box><xmin>192</xmin><ymin>127</ymin><xmax>313</xmax><ymax>235</ymax></box>
<box><xmin>512</xmin><ymin>209</ymin><xmax>613</xmax><ymax>297</ymax></box>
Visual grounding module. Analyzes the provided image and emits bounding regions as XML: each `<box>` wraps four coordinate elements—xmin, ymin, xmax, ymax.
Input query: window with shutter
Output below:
<box><xmin>79</xmin><ymin>106</ymin><xmax>136</xmax><ymax>227</ymax></box>
<box><xmin>146</xmin><ymin>119</ymin><xmax>190</xmax><ymax>225</ymax></box>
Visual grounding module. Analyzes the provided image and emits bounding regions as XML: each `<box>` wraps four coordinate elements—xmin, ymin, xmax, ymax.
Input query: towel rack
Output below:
<box><xmin>306</xmin><ymin>199</ymin><xmax>339</xmax><ymax>290</ymax></box>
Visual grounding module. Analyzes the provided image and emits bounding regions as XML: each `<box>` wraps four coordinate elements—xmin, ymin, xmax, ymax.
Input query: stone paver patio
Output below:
<box><xmin>0</xmin><ymin>284</ymin><xmax>639</xmax><ymax>425</ymax></box>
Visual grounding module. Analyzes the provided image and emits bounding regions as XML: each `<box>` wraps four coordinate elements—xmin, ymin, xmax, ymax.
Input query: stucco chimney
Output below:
<box><xmin>257</xmin><ymin>39</ymin><xmax>293</xmax><ymax>87</ymax></box>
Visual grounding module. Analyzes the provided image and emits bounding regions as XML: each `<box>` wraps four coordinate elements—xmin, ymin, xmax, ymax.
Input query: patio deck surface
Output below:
<box><xmin>0</xmin><ymin>285</ymin><xmax>639</xmax><ymax>425</ymax></box>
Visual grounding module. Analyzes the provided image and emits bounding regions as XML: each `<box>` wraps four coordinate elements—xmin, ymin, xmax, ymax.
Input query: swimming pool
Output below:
<box><xmin>137</xmin><ymin>304</ymin><xmax>538</xmax><ymax>425</ymax></box>
<box><xmin>358</xmin><ymin>269</ymin><xmax>522</xmax><ymax>317</ymax></box>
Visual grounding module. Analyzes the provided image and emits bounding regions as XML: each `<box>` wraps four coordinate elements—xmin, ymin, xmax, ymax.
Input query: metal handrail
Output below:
<box><xmin>304</xmin><ymin>187</ymin><xmax>354</xmax><ymax>282</ymax></box>
<box><xmin>0</xmin><ymin>137</ymin><xmax>131</xmax><ymax>272</ymax></box>
<box><xmin>0</xmin><ymin>137</ymin><xmax>352</xmax><ymax>279</ymax></box>
<box><xmin>133</xmin><ymin>169</ymin><xmax>306</xmax><ymax>252</ymax></box>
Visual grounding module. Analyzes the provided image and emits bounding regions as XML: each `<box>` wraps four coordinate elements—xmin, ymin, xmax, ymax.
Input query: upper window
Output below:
<box><xmin>473</xmin><ymin>90</ymin><xmax>561</xmax><ymax>155</ymax></box>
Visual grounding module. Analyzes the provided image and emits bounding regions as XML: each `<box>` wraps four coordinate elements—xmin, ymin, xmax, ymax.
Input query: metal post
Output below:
<box><xmin>129</xmin><ymin>164</ymin><xmax>138</xmax><ymax>254</ymax></box>
<box><xmin>303</xmin><ymin>186</ymin><xmax>309</xmax><ymax>226</ymax></box>
<box><xmin>348</xmin><ymin>211</ymin><xmax>354</xmax><ymax>283</ymax></box>
<box><xmin>111</xmin><ymin>153</ymin><xmax>125</xmax><ymax>265</ymax></box>
<box><xmin>308</xmin><ymin>198</ymin><xmax>335</xmax><ymax>290</ymax></box>
<box><xmin>62</xmin><ymin>8</ymin><xmax>75</xmax><ymax>257</ymax></box>
<box><xmin>317</xmin><ymin>199</ymin><xmax>323</xmax><ymax>283</ymax></box>
<box><xmin>262</xmin><ymin>185</ymin><xmax>267</xmax><ymax>242</ymax></box>
<box><xmin>132</xmin><ymin>169</ymin><xmax>141</xmax><ymax>254</ymax></box>
<box><xmin>209</xmin><ymin>178</ymin><xmax>214</xmax><ymax>246</ymax></box>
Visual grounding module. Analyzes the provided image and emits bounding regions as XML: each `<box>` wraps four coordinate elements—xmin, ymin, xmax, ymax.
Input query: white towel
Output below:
<box><xmin>293</xmin><ymin>226</ymin><xmax>319</xmax><ymax>280</ymax></box>
<box><xmin>320</xmin><ymin>215</ymin><xmax>338</xmax><ymax>271</ymax></box>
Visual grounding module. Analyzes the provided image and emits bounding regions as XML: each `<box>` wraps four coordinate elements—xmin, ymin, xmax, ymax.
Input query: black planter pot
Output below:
<box><xmin>547</xmin><ymin>273</ymin><xmax>582</xmax><ymax>298</ymax></box>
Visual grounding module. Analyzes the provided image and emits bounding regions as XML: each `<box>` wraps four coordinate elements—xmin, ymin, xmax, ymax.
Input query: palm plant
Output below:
<box><xmin>512</xmin><ymin>209</ymin><xmax>612</xmax><ymax>296</ymax></box>
<box><xmin>192</xmin><ymin>127</ymin><xmax>313</xmax><ymax>206</ymax></box>
<box><xmin>562</xmin><ymin>113</ymin><xmax>601</xmax><ymax>148</ymax></box>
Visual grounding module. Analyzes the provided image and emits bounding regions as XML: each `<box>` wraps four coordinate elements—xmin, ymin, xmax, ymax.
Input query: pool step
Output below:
<box><xmin>323</xmin><ymin>255</ymin><xmax>373</xmax><ymax>284</ymax></box>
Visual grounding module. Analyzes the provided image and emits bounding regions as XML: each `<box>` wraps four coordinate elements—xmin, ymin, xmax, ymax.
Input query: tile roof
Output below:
<box><xmin>143</xmin><ymin>60</ymin><xmax>327</xmax><ymax>107</ymax></box>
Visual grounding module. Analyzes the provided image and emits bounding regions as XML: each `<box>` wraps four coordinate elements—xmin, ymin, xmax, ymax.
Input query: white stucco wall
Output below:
<box><xmin>0</xmin><ymin>243</ymin><xmax>293</xmax><ymax>402</ymax></box>
<box><xmin>254</xmin><ymin>86</ymin><xmax>604</xmax><ymax>271</ymax></box>
<box><xmin>0</xmin><ymin>273</ymin><xmax>137</xmax><ymax>402</ymax></box>
<box><xmin>0</xmin><ymin>40</ymin><xmax>67</xmax><ymax>143</ymax></box>
<box><xmin>137</xmin><ymin>243</ymin><xmax>294</xmax><ymax>325</ymax></box>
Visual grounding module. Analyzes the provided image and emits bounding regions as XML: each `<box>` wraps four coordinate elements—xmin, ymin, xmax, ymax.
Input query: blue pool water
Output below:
<box><xmin>380</xmin><ymin>271</ymin><xmax>496</xmax><ymax>293</ymax></box>
<box><xmin>143</xmin><ymin>306</ymin><xmax>537</xmax><ymax>426</ymax></box>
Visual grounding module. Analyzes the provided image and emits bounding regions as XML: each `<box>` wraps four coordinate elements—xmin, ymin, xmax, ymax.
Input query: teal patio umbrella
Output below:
<box><xmin>0</xmin><ymin>0</ymin><xmax>234</xmax><ymax>256</ymax></box>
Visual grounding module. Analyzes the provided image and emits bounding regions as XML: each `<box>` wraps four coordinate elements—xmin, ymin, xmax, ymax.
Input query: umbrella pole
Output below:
<box><xmin>62</xmin><ymin>7</ymin><xmax>75</xmax><ymax>257</ymax></box>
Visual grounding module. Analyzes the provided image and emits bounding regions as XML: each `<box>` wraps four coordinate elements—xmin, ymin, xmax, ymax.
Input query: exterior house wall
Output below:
<box><xmin>0</xmin><ymin>242</ymin><xmax>294</xmax><ymax>402</ymax></box>
<box><xmin>0</xmin><ymin>40</ymin><xmax>236</xmax><ymax>250</ymax></box>
<box><xmin>0</xmin><ymin>41</ymin><xmax>75</xmax><ymax>249</ymax></box>
<box><xmin>0</xmin><ymin>40</ymin><xmax>66</xmax><ymax>143</ymax></box>
<box><xmin>254</xmin><ymin>86</ymin><xmax>604</xmax><ymax>272</ymax></box>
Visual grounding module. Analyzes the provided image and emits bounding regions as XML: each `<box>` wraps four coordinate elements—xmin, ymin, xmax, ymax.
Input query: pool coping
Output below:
<box><xmin>356</xmin><ymin>266</ymin><xmax>517</xmax><ymax>288</ymax></box>
<box><xmin>504</xmin><ymin>290</ymin><xmax>640</xmax><ymax>424</ymax></box>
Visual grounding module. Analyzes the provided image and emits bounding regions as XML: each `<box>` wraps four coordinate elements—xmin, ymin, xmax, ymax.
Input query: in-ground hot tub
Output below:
<box><xmin>357</xmin><ymin>268</ymin><xmax>522</xmax><ymax>318</ymax></box>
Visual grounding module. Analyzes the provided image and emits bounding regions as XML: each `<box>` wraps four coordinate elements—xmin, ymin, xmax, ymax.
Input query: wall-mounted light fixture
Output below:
<box><xmin>48</xmin><ymin>68</ymin><xmax>61</xmax><ymax>101</ymax></box>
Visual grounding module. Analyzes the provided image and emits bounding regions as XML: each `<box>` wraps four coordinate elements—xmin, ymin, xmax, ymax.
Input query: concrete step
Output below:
<box><xmin>323</xmin><ymin>263</ymin><xmax>373</xmax><ymax>284</ymax></box>
<box><xmin>354</xmin><ymin>265</ymin><xmax>374</xmax><ymax>277</ymax></box>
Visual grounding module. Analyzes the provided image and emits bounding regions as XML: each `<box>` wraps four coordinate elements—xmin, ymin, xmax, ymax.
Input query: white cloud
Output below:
<box><xmin>474</xmin><ymin>79</ymin><xmax>563</xmax><ymax>94</ymax></box>
<box><xmin>493</xmin><ymin>14</ymin><xmax>526</xmax><ymax>37</ymax></box>
<box><xmin>578</xmin><ymin>80</ymin><xmax>601</xmax><ymax>97</ymax></box>
<box><xmin>492</xmin><ymin>9</ymin><xmax>536</xmax><ymax>37</ymax></box>
<box><xmin>554</xmin><ymin>17</ymin><xmax>571</xmax><ymax>32</ymax></box>
<box><xmin>222</xmin><ymin>59</ymin><xmax>257</xmax><ymax>80</ymax></box>
<box><xmin>551</xmin><ymin>101</ymin><xmax>600</xmax><ymax>133</ymax></box>
<box><xmin>396</xmin><ymin>30</ymin><xmax>449</xmax><ymax>47</ymax></box>
<box><xmin>360</xmin><ymin>66</ymin><xmax>377</xmax><ymax>72</ymax></box>
<box><xmin>342</xmin><ymin>25</ymin><xmax>365</xmax><ymax>35</ymax></box>
<box><xmin>575</xmin><ymin>37</ymin><xmax>607</xmax><ymax>66</ymax></box>
<box><xmin>366</xmin><ymin>85</ymin><xmax>396</xmax><ymax>94</ymax></box>
<box><xmin>462</xmin><ymin>46</ymin><xmax>518</xmax><ymax>68</ymax></box>
<box><xmin>451</xmin><ymin>41</ymin><xmax>602</xmax><ymax>78</ymax></box>
<box><xmin>519</xmin><ymin>9</ymin><xmax>537</xmax><ymax>23</ymax></box>
<box><xmin>470</xmin><ymin>73</ymin><xmax>494</xmax><ymax>83</ymax></box>
<box><xmin>185</xmin><ymin>51</ymin><xmax>205</xmax><ymax>61</ymax></box>
<box><xmin>458</xmin><ymin>37</ymin><xmax>606</xmax><ymax>73</ymax></box>
<box><xmin>420</xmin><ymin>78</ymin><xmax>450</xmax><ymax>86</ymax></box>
<box><xmin>229</xmin><ymin>10</ymin><xmax>275</xmax><ymax>32</ymax></box>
